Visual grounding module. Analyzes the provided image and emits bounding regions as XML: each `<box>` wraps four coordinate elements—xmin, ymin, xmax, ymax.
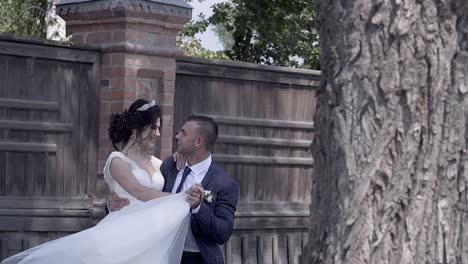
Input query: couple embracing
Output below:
<box><xmin>2</xmin><ymin>99</ymin><xmax>239</xmax><ymax>264</ymax></box>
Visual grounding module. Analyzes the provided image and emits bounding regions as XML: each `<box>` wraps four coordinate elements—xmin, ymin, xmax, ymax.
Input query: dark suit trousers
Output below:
<box><xmin>181</xmin><ymin>251</ymin><xmax>204</xmax><ymax>264</ymax></box>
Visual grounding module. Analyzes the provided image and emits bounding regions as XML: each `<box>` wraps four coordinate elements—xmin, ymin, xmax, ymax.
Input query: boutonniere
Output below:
<box><xmin>203</xmin><ymin>190</ymin><xmax>216</xmax><ymax>203</ymax></box>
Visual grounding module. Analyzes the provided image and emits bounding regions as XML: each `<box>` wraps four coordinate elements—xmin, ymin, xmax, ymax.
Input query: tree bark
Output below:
<box><xmin>304</xmin><ymin>0</ymin><xmax>468</xmax><ymax>263</ymax></box>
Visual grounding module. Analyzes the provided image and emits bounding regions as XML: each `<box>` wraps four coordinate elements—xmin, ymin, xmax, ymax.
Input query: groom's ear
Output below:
<box><xmin>195</xmin><ymin>136</ymin><xmax>204</xmax><ymax>148</ymax></box>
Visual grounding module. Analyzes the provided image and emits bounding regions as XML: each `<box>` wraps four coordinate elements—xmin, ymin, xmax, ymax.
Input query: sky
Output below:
<box><xmin>189</xmin><ymin>0</ymin><xmax>225</xmax><ymax>51</ymax></box>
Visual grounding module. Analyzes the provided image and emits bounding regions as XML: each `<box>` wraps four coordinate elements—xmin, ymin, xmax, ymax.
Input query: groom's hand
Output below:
<box><xmin>108</xmin><ymin>192</ymin><xmax>130</xmax><ymax>212</ymax></box>
<box><xmin>186</xmin><ymin>184</ymin><xmax>204</xmax><ymax>210</ymax></box>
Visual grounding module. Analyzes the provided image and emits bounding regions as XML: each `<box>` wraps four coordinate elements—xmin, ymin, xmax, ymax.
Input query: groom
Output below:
<box><xmin>109</xmin><ymin>115</ymin><xmax>239</xmax><ymax>264</ymax></box>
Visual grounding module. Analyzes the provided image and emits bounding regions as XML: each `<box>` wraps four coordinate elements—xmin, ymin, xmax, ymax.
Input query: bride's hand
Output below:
<box><xmin>173</xmin><ymin>152</ymin><xmax>187</xmax><ymax>170</ymax></box>
<box><xmin>108</xmin><ymin>191</ymin><xmax>130</xmax><ymax>212</ymax></box>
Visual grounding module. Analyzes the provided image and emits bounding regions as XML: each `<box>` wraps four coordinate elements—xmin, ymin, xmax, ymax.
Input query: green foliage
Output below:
<box><xmin>178</xmin><ymin>0</ymin><xmax>320</xmax><ymax>69</ymax></box>
<box><xmin>176</xmin><ymin>33</ymin><xmax>231</xmax><ymax>60</ymax></box>
<box><xmin>0</xmin><ymin>0</ymin><xmax>47</xmax><ymax>38</ymax></box>
<box><xmin>177</xmin><ymin>13</ymin><xmax>231</xmax><ymax>60</ymax></box>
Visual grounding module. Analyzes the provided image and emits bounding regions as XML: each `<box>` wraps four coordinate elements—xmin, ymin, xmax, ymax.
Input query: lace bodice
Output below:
<box><xmin>103</xmin><ymin>151</ymin><xmax>165</xmax><ymax>206</ymax></box>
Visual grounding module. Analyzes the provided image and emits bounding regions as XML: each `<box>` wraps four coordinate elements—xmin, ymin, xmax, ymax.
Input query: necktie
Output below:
<box><xmin>176</xmin><ymin>166</ymin><xmax>191</xmax><ymax>193</ymax></box>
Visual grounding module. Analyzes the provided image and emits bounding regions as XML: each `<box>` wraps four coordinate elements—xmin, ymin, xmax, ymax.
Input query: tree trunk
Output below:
<box><xmin>304</xmin><ymin>1</ymin><xmax>468</xmax><ymax>263</ymax></box>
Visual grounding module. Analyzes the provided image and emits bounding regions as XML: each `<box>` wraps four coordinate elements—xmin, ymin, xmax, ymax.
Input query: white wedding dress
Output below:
<box><xmin>1</xmin><ymin>152</ymin><xmax>190</xmax><ymax>264</ymax></box>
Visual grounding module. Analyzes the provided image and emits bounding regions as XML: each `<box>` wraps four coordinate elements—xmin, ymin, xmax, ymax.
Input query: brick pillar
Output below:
<box><xmin>57</xmin><ymin>0</ymin><xmax>191</xmax><ymax>171</ymax></box>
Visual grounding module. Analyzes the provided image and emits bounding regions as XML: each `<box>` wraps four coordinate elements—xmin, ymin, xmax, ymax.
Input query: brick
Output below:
<box><xmin>137</xmin><ymin>68</ymin><xmax>164</xmax><ymax>79</ymax></box>
<box><xmin>99</xmin><ymin>126</ymin><xmax>109</xmax><ymax>138</ymax></box>
<box><xmin>110</xmin><ymin>101</ymin><xmax>125</xmax><ymax>113</ymax></box>
<box><xmin>99</xmin><ymin>147</ymin><xmax>114</xmax><ymax>161</ymax></box>
<box><xmin>164</xmin><ymin>70</ymin><xmax>176</xmax><ymax>81</ymax></box>
<box><xmin>101</xmin><ymin>22</ymin><xmax>127</xmax><ymax>31</ymax></box>
<box><xmin>161</xmin><ymin>105</ymin><xmax>174</xmax><ymax>115</ymax></box>
<box><xmin>150</xmin><ymin>79</ymin><xmax>164</xmax><ymax>92</ymax></box>
<box><xmin>162</xmin><ymin>115</ymin><xmax>174</xmax><ymax>126</ymax></box>
<box><xmin>69</xmin><ymin>23</ymin><xmax>106</xmax><ymax>33</ymax></box>
<box><xmin>100</xmin><ymin>112</ymin><xmax>111</xmax><ymax>121</ymax></box>
<box><xmin>162</xmin><ymin>93</ymin><xmax>174</xmax><ymax>104</ymax></box>
<box><xmin>99</xmin><ymin>137</ymin><xmax>111</xmax><ymax>148</ymax></box>
<box><xmin>102</xmin><ymin>89</ymin><xmax>136</xmax><ymax>101</ymax></box>
<box><xmin>138</xmin><ymin>80</ymin><xmax>151</xmax><ymax>91</ymax></box>
<box><xmin>111</xmin><ymin>53</ymin><xmax>126</xmax><ymax>65</ymax></box>
<box><xmin>125</xmin><ymin>67</ymin><xmax>139</xmax><ymax>78</ymax></box>
<box><xmin>111</xmin><ymin>78</ymin><xmax>138</xmax><ymax>90</ymax></box>
<box><xmin>126</xmin><ymin>31</ymin><xmax>157</xmax><ymax>45</ymax></box>
<box><xmin>152</xmin><ymin>33</ymin><xmax>163</xmax><ymax>46</ymax></box>
<box><xmin>124</xmin><ymin>90</ymin><xmax>138</xmax><ymax>101</ymax></box>
<box><xmin>101</xmin><ymin>66</ymin><xmax>138</xmax><ymax>78</ymax></box>
<box><xmin>160</xmin><ymin>149</ymin><xmax>174</xmax><ymax>159</ymax></box>
<box><xmin>102</xmin><ymin>54</ymin><xmax>111</xmax><ymax>65</ymax></box>
<box><xmin>161</xmin><ymin>126</ymin><xmax>173</xmax><ymax>137</ymax></box>
<box><xmin>137</xmin><ymin>90</ymin><xmax>150</xmax><ymax>100</ymax></box>
<box><xmin>70</xmin><ymin>33</ymin><xmax>86</xmax><ymax>44</ymax></box>
<box><xmin>86</xmin><ymin>31</ymin><xmax>111</xmax><ymax>43</ymax></box>
<box><xmin>126</xmin><ymin>22</ymin><xmax>166</xmax><ymax>34</ymax></box>
<box><xmin>100</xmin><ymin>102</ymin><xmax>110</xmax><ymax>113</ymax></box>
<box><xmin>101</xmin><ymin>66</ymin><xmax>124</xmax><ymax>78</ymax></box>
<box><xmin>162</xmin><ymin>80</ymin><xmax>175</xmax><ymax>93</ymax></box>
<box><xmin>159</xmin><ymin>34</ymin><xmax>176</xmax><ymax>48</ymax></box>
<box><xmin>125</xmin><ymin>54</ymin><xmax>153</xmax><ymax>67</ymax></box>
<box><xmin>167</xmin><ymin>15</ymin><xmax>191</xmax><ymax>26</ymax></box>
<box><xmin>161</xmin><ymin>138</ymin><xmax>173</xmax><ymax>149</ymax></box>
<box><xmin>152</xmin><ymin>57</ymin><xmax>174</xmax><ymax>69</ymax></box>
<box><xmin>101</xmin><ymin>79</ymin><xmax>110</xmax><ymax>89</ymax></box>
<box><xmin>112</xmin><ymin>30</ymin><xmax>126</xmax><ymax>42</ymax></box>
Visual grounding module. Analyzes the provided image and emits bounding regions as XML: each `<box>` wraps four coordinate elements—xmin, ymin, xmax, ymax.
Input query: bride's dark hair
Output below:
<box><xmin>108</xmin><ymin>99</ymin><xmax>161</xmax><ymax>151</ymax></box>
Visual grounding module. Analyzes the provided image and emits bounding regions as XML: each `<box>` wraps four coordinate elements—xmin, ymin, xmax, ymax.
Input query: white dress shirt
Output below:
<box><xmin>171</xmin><ymin>155</ymin><xmax>212</xmax><ymax>252</ymax></box>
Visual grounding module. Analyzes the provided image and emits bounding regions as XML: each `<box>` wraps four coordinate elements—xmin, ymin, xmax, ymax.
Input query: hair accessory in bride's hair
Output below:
<box><xmin>136</xmin><ymin>100</ymin><xmax>156</xmax><ymax>111</ymax></box>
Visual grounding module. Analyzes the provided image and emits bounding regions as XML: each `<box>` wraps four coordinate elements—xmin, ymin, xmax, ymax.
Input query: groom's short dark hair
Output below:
<box><xmin>186</xmin><ymin>115</ymin><xmax>218</xmax><ymax>151</ymax></box>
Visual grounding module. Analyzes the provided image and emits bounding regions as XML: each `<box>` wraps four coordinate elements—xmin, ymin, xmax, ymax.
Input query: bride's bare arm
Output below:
<box><xmin>110</xmin><ymin>157</ymin><xmax>170</xmax><ymax>202</ymax></box>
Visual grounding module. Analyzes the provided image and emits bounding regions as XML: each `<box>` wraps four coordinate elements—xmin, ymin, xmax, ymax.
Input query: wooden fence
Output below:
<box><xmin>0</xmin><ymin>35</ymin><xmax>101</xmax><ymax>259</ymax></box>
<box><xmin>0</xmin><ymin>35</ymin><xmax>320</xmax><ymax>263</ymax></box>
<box><xmin>175</xmin><ymin>56</ymin><xmax>320</xmax><ymax>263</ymax></box>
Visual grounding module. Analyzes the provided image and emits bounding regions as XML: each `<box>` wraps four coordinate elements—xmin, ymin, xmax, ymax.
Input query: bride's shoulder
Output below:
<box><xmin>105</xmin><ymin>152</ymin><xmax>134</xmax><ymax>168</ymax></box>
<box><xmin>106</xmin><ymin>151</ymin><xmax>127</xmax><ymax>162</ymax></box>
<box><xmin>150</xmin><ymin>156</ymin><xmax>163</xmax><ymax>168</ymax></box>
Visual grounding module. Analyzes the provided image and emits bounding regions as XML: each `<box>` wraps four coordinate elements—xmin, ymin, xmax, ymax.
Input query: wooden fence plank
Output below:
<box><xmin>257</xmin><ymin>235</ymin><xmax>264</xmax><ymax>264</ymax></box>
<box><xmin>0</xmin><ymin>197</ymin><xmax>93</xmax><ymax>209</ymax></box>
<box><xmin>0</xmin><ymin>208</ymin><xmax>91</xmax><ymax>217</ymax></box>
<box><xmin>0</xmin><ymin>98</ymin><xmax>59</xmax><ymax>111</ymax></box>
<box><xmin>174</xmin><ymin>53</ymin><xmax>318</xmax><ymax>264</ymax></box>
<box><xmin>0</xmin><ymin>36</ymin><xmax>101</xmax><ymax>263</ymax></box>
<box><xmin>217</xmin><ymin>135</ymin><xmax>311</xmax><ymax>148</ymax></box>
<box><xmin>198</xmin><ymin>114</ymin><xmax>315</xmax><ymax>130</ymax></box>
<box><xmin>235</xmin><ymin>201</ymin><xmax>309</xmax><ymax>217</ymax></box>
<box><xmin>272</xmin><ymin>235</ymin><xmax>279</xmax><ymax>264</ymax></box>
<box><xmin>0</xmin><ymin>152</ymin><xmax>4</xmax><ymax>196</ymax></box>
<box><xmin>287</xmin><ymin>234</ymin><xmax>294</xmax><ymax>264</ymax></box>
<box><xmin>225</xmin><ymin>238</ymin><xmax>232</xmax><ymax>264</ymax></box>
<box><xmin>241</xmin><ymin>235</ymin><xmax>249</xmax><ymax>264</ymax></box>
<box><xmin>86</xmin><ymin>59</ymin><xmax>100</xmax><ymax>195</ymax></box>
<box><xmin>234</xmin><ymin>217</ymin><xmax>310</xmax><ymax>230</ymax></box>
<box><xmin>0</xmin><ymin>142</ymin><xmax>57</xmax><ymax>153</ymax></box>
<box><xmin>0</xmin><ymin>120</ymin><xmax>73</xmax><ymax>132</ymax></box>
<box><xmin>214</xmin><ymin>154</ymin><xmax>313</xmax><ymax>166</ymax></box>
<box><xmin>0</xmin><ymin>216</ymin><xmax>93</xmax><ymax>232</ymax></box>
<box><xmin>5</xmin><ymin>152</ymin><xmax>26</xmax><ymax>196</ymax></box>
<box><xmin>0</xmin><ymin>40</ymin><xmax>99</xmax><ymax>63</ymax></box>
<box><xmin>176</xmin><ymin>57</ymin><xmax>320</xmax><ymax>87</ymax></box>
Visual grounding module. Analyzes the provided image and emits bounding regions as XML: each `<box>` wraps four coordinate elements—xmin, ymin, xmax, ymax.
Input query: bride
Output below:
<box><xmin>1</xmin><ymin>99</ymin><xmax>202</xmax><ymax>264</ymax></box>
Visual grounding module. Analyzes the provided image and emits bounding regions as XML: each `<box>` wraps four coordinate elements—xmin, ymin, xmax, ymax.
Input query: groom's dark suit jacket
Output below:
<box><xmin>160</xmin><ymin>157</ymin><xmax>239</xmax><ymax>264</ymax></box>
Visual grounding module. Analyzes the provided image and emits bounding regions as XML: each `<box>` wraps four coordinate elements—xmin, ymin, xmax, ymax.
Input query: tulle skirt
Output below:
<box><xmin>1</xmin><ymin>193</ymin><xmax>190</xmax><ymax>264</ymax></box>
